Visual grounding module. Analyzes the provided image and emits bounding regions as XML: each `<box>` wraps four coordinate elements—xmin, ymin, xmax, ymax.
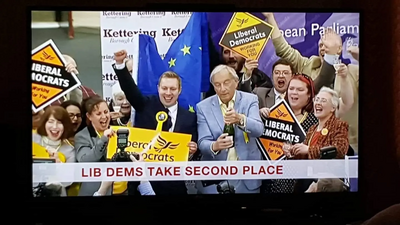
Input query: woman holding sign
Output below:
<box><xmin>74</xmin><ymin>96</ymin><xmax>115</xmax><ymax>196</ymax></box>
<box><xmin>261</xmin><ymin>73</ymin><xmax>317</xmax><ymax>193</ymax></box>
<box><xmin>32</xmin><ymin>106</ymin><xmax>76</xmax><ymax>196</ymax></box>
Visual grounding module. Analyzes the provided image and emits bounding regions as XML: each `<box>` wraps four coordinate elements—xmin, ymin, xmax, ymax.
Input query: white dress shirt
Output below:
<box><xmin>166</xmin><ymin>103</ymin><xmax>178</xmax><ymax>132</ymax></box>
<box><xmin>274</xmin><ymin>88</ymin><xmax>285</xmax><ymax>102</ymax></box>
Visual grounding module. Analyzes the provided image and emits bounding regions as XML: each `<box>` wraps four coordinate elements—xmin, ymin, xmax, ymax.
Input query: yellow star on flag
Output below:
<box><xmin>168</xmin><ymin>58</ymin><xmax>176</xmax><ymax>68</ymax></box>
<box><xmin>188</xmin><ymin>105</ymin><xmax>195</xmax><ymax>113</ymax></box>
<box><xmin>181</xmin><ymin>45</ymin><xmax>191</xmax><ymax>56</ymax></box>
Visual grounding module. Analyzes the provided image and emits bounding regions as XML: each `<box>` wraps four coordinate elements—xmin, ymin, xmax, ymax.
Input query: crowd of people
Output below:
<box><xmin>32</xmin><ymin>12</ymin><xmax>359</xmax><ymax>196</ymax></box>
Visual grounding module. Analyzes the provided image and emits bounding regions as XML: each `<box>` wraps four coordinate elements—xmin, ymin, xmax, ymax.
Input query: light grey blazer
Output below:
<box><xmin>196</xmin><ymin>91</ymin><xmax>264</xmax><ymax>192</ymax></box>
<box><xmin>74</xmin><ymin>126</ymin><xmax>112</xmax><ymax>196</ymax></box>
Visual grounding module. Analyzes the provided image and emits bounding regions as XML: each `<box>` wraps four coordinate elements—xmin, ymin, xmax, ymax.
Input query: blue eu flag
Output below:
<box><xmin>163</xmin><ymin>12</ymin><xmax>210</xmax><ymax>112</ymax></box>
<box><xmin>136</xmin><ymin>12</ymin><xmax>210</xmax><ymax>112</ymax></box>
<box><xmin>136</xmin><ymin>35</ymin><xmax>167</xmax><ymax>96</ymax></box>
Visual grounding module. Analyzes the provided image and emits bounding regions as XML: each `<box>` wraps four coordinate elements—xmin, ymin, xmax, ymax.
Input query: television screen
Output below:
<box><xmin>31</xmin><ymin>11</ymin><xmax>359</xmax><ymax>197</ymax></box>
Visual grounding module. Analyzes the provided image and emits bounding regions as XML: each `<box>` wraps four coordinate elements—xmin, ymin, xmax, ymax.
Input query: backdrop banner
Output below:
<box><xmin>100</xmin><ymin>12</ymin><xmax>359</xmax><ymax>100</ymax></box>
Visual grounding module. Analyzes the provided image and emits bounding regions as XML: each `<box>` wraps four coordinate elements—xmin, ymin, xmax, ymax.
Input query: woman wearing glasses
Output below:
<box><xmin>290</xmin><ymin>86</ymin><xmax>352</xmax><ymax>193</ymax></box>
<box><xmin>290</xmin><ymin>86</ymin><xmax>351</xmax><ymax>160</ymax></box>
<box><xmin>60</xmin><ymin>100</ymin><xmax>83</xmax><ymax>196</ymax></box>
<box><xmin>61</xmin><ymin>100</ymin><xmax>84</xmax><ymax>146</ymax></box>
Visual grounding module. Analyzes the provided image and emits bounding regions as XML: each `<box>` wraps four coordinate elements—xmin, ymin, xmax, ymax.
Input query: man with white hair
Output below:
<box><xmin>196</xmin><ymin>64</ymin><xmax>264</xmax><ymax>194</ymax></box>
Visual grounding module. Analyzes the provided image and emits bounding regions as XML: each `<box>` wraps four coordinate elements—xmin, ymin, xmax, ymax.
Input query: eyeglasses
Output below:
<box><xmin>273</xmin><ymin>70</ymin><xmax>292</xmax><ymax>76</ymax></box>
<box><xmin>69</xmin><ymin>113</ymin><xmax>82</xmax><ymax>119</ymax></box>
<box><xmin>314</xmin><ymin>97</ymin><xmax>328</xmax><ymax>104</ymax></box>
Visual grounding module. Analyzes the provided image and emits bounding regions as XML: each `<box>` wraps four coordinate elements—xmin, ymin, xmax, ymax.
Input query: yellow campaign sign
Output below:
<box><xmin>269</xmin><ymin>102</ymin><xmax>295</xmax><ymax>123</ymax></box>
<box><xmin>219</xmin><ymin>12</ymin><xmax>274</xmax><ymax>60</ymax></box>
<box><xmin>257</xmin><ymin>100</ymin><xmax>306</xmax><ymax>162</ymax></box>
<box><xmin>31</xmin><ymin>39</ymin><xmax>81</xmax><ymax>113</ymax></box>
<box><xmin>32</xmin><ymin>83</ymin><xmax>63</xmax><ymax>107</ymax></box>
<box><xmin>33</xmin><ymin>142</ymin><xmax>50</xmax><ymax>159</ymax></box>
<box><xmin>259</xmin><ymin>139</ymin><xmax>285</xmax><ymax>161</ymax></box>
<box><xmin>107</xmin><ymin>126</ymin><xmax>191</xmax><ymax>162</ymax></box>
<box><xmin>32</xmin><ymin>45</ymin><xmax>64</xmax><ymax>67</ymax></box>
<box><xmin>32</xmin><ymin>142</ymin><xmax>66</xmax><ymax>163</ymax></box>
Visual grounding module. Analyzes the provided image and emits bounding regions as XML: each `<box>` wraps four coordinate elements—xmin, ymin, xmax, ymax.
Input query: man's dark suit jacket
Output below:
<box><xmin>112</xmin><ymin>63</ymin><xmax>198</xmax><ymax>195</ymax></box>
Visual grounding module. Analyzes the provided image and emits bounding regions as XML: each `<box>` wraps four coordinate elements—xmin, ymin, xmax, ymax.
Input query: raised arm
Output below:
<box><xmin>314</xmin><ymin>28</ymin><xmax>343</xmax><ymax>92</ymax></box>
<box><xmin>337</xmin><ymin>65</ymin><xmax>356</xmax><ymax>117</ymax></box>
<box><xmin>263</xmin><ymin>13</ymin><xmax>311</xmax><ymax>73</ymax></box>
<box><xmin>313</xmin><ymin>56</ymin><xmax>336</xmax><ymax>93</ymax></box>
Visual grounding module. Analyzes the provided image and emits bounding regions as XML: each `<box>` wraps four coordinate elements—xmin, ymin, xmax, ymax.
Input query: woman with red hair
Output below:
<box><xmin>284</xmin><ymin>74</ymin><xmax>318</xmax><ymax>132</ymax></box>
<box><xmin>266</xmin><ymin>74</ymin><xmax>318</xmax><ymax>193</ymax></box>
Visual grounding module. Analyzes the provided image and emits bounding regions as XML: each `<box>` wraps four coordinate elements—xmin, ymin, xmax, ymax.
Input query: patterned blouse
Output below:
<box><xmin>269</xmin><ymin>112</ymin><xmax>318</xmax><ymax>193</ymax></box>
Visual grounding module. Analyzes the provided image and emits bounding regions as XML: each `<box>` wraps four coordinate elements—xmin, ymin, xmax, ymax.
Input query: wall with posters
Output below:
<box><xmin>100</xmin><ymin>11</ymin><xmax>192</xmax><ymax>103</ymax></box>
<box><xmin>100</xmin><ymin>12</ymin><xmax>359</xmax><ymax>101</ymax></box>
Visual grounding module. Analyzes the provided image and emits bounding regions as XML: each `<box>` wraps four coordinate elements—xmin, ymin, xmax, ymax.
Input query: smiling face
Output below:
<box><xmin>287</xmin><ymin>79</ymin><xmax>310</xmax><ymax>110</ymax></box>
<box><xmin>87</xmin><ymin>102</ymin><xmax>110</xmax><ymax>132</ymax></box>
<box><xmin>314</xmin><ymin>91</ymin><xmax>336</xmax><ymax>119</ymax></box>
<box><xmin>158</xmin><ymin>76</ymin><xmax>181</xmax><ymax>107</ymax></box>
<box><xmin>113</xmin><ymin>92</ymin><xmax>131</xmax><ymax>115</ymax></box>
<box><xmin>45</xmin><ymin>115</ymin><xmax>64</xmax><ymax>141</ymax></box>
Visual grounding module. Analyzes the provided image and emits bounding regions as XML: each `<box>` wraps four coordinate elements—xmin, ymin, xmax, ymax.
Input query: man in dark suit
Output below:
<box><xmin>112</xmin><ymin>50</ymin><xmax>198</xmax><ymax>195</ymax></box>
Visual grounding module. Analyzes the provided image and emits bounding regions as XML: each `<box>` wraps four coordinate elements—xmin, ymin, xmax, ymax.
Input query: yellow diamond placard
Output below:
<box><xmin>219</xmin><ymin>12</ymin><xmax>274</xmax><ymax>60</ymax></box>
<box><xmin>31</xmin><ymin>39</ymin><xmax>81</xmax><ymax>113</ymax></box>
<box><xmin>32</xmin><ymin>45</ymin><xmax>64</xmax><ymax>67</ymax></box>
<box><xmin>32</xmin><ymin>83</ymin><xmax>63</xmax><ymax>108</ymax></box>
<box><xmin>257</xmin><ymin>100</ymin><xmax>306</xmax><ymax>162</ymax></box>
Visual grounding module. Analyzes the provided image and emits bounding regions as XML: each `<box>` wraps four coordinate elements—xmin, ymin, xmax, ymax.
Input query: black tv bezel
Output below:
<box><xmin>28</xmin><ymin>7</ymin><xmax>365</xmax><ymax>222</ymax></box>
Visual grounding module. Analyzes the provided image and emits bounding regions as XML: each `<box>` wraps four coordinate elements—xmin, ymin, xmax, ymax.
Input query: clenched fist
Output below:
<box><xmin>114</xmin><ymin>50</ymin><xmax>128</xmax><ymax>64</ymax></box>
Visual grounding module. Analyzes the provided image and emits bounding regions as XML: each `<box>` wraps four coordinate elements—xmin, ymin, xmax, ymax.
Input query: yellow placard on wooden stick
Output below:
<box><xmin>107</xmin><ymin>111</ymin><xmax>191</xmax><ymax>162</ymax></box>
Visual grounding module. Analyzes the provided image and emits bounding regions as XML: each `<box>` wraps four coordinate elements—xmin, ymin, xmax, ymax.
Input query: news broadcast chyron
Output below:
<box><xmin>32</xmin><ymin>11</ymin><xmax>359</xmax><ymax>196</ymax></box>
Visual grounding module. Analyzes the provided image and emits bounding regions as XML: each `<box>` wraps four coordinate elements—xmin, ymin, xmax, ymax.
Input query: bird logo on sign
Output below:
<box><xmin>236</xmin><ymin>17</ymin><xmax>249</xmax><ymax>28</ymax></box>
<box><xmin>276</xmin><ymin>108</ymin><xmax>288</xmax><ymax>119</ymax></box>
<box><xmin>40</xmin><ymin>51</ymin><xmax>55</xmax><ymax>61</ymax></box>
<box><xmin>153</xmin><ymin>136</ymin><xmax>180</xmax><ymax>153</ymax></box>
